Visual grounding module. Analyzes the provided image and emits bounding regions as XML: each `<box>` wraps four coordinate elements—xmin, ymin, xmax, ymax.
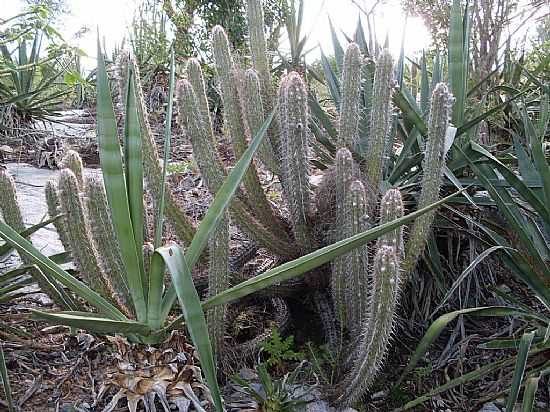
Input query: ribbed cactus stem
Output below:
<box><xmin>84</xmin><ymin>176</ymin><xmax>133</xmax><ymax>316</ymax></box>
<box><xmin>339</xmin><ymin>245</ymin><xmax>401</xmax><ymax>406</ymax></box>
<box><xmin>57</xmin><ymin>170</ymin><xmax>113</xmax><ymax>302</ymax></box>
<box><xmin>364</xmin><ymin>49</ymin><xmax>394</xmax><ymax>206</ymax></box>
<box><xmin>177</xmin><ymin>78</ymin><xmax>295</xmax><ymax>258</ymax></box>
<box><xmin>246</xmin><ymin>0</ymin><xmax>282</xmax><ymax>160</ymax></box>
<box><xmin>403</xmin><ymin>83</ymin><xmax>451</xmax><ymax>274</ymax></box>
<box><xmin>186</xmin><ymin>58</ymin><xmax>217</xmax><ymax>148</ymax></box>
<box><xmin>115</xmin><ymin>52</ymin><xmax>129</xmax><ymax>102</ymax></box>
<box><xmin>239</xmin><ymin>68</ymin><xmax>279</xmax><ymax>175</ymax></box>
<box><xmin>0</xmin><ymin>169</ymin><xmax>25</xmax><ymax>233</ymax></box>
<box><xmin>45</xmin><ymin>181</ymin><xmax>69</xmax><ymax>248</ymax></box>
<box><xmin>279</xmin><ymin>72</ymin><xmax>314</xmax><ymax>252</ymax></box>
<box><xmin>207</xmin><ymin>214</ymin><xmax>230</xmax><ymax>360</ymax></box>
<box><xmin>378</xmin><ymin>188</ymin><xmax>404</xmax><ymax>259</ymax></box>
<box><xmin>130</xmin><ymin>55</ymin><xmax>196</xmax><ymax>244</ymax></box>
<box><xmin>177</xmin><ymin>79</ymin><xmax>226</xmax><ymax>193</ymax></box>
<box><xmin>331</xmin><ymin>148</ymin><xmax>355</xmax><ymax>334</ymax></box>
<box><xmin>61</xmin><ymin>150</ymin><xmax>84</xmax><ymax>188</ymax></box>
<box><xmin>346</xmin><ymin>180</ymin><xmax>369</xmax><ymax>331</ymax></box>
<box><xmin>212</xmin><ymin>26</ymin><xmax>284</xmax><ymax>236</ymax></box>
<box><xmin>338</xmin><ymin>43</ymin><xmax>362</xmax><ymax>150</ymax></box>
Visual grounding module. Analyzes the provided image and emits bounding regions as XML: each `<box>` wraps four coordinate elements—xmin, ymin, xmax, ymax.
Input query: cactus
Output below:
<box><xmin>402</xmin><ymin>83</ymin><xmax>451</xmax><ymax>274</ymax></box>
<box><xmin>207</xmin><ymin>214</ymin><xmax>229</xmax><ymax>360</ymax></box>
<box><xmin>338</xmin><ymin>43</ymin><xmax>362</xmax><ymax>150</ymax></box>
<box><xmin>279</xmin><ymin>72</ymin><xmax>314</xmax><ymax>253</ymax></box>
<box><xmin>363</xmin><ymin>48</ymin><xmax>394</xmax><ymax>207</ymax></box>
<box><xmin>61</xmin><ymin>149</ymin><xmax>84</xmax><ymax>188</ymax></box>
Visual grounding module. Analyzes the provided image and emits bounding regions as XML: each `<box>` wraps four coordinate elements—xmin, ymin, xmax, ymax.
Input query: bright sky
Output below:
<box><xmin>2</xmin><ymin>0</ymin><xmax>431</xmax><ymax>70</ymax></box>
<box><xmin>2</xmin><ymin>0</ymin><xmax>545</xmax><ymax>72</ymax></box>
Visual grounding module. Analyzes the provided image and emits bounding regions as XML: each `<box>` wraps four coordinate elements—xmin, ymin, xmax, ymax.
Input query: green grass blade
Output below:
<box><xmin>204</xmin><ymin>189</ymin><xmax>464</xmax><ymax>310</ymax></box>
<box><xmin>0</xmin><ymin>220</ymin><xmax>125</xmax><ymax>319</ymax></box>
<box><xmin>155</xmin><ymin>246</ymin><xmax>224</xmax><ymax>412</ymax></box>
<box><xmin>506</xmin><ymin>331</ymin><xmax>535</xmax><ymax>412</ymax></box>
<box><xmin>96</xmin><ymin>38</ymin><xmax>146</xmax><ymax>321</ymax></box>
<box><xmin>31</xmin><ymin>310</ymin><xmax>151</xmax><ymax>335</ymax></box>
<box><xmin>160</xmin><ymin>110</ymin><xmax>276</xmax><ymax>320</ymax></box>
<box><xmin>431</xmin><ymin>246</ymin><xmax>511</xmax><ymax>316</ymax></box>
<box><xmin>396</xmin><ymin>306</ymin><xmax>539</xmax><ymax>389</ymax></box>
<box><xmin>0</xmin><ymin>344</ymin><xmax>14</xmax><ymax>412</ymax></box>
<box><xmin>153</xmin><ymin>47</ymin><xmax>175</xmax><ymax>249</ymax></box>
<box><xmin>522</xmin><ymin>375</ymin><xmax>540</xmax><ymax>412</ymax></box>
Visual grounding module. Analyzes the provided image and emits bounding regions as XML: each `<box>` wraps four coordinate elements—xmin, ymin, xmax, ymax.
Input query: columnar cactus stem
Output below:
<box><xmin>364</xmin><ymin>49</ymin><xmax>394</xmax><ymax>206</ymax></box>
<box><xmin>129</xmin><ymin>54</ymin><xmax>196</xmax><ymax>244</ymax></box>
<box><xmin>403</xmin><ymin>83</ymin><xmax>451</xmax><ymax>274</ymax></box>
<box><xmin>345</xmin><ymin>180</ymin><xmax>369</xmax><ymax>331</ymax></box>
<box><xmin>84</xmin><ymin>176</ymin><xmax>133</xmax><ymax>316</ymax></box>
<box><xmin>279</xmin><ymin>72</ymin><xmax>314</xmax><ymax>252</ymax></box>
<box><xmin>45</xmin><ymin>181</ymin><xmax>69</xmax><ymax>248</ymax></box>
<box><xmin>0</xmin><ymin>170</ymin><xmax>25</xmax><ymax>234</ymax></box>
<box><xmin>212</xmin><ymin>26</ymin><xmax>284</xmax><ymax>235</ymax></box>
<box><xmin>338</xmin><ymin>43</ymin><xmax>362</xmax><ymax>150</ymax></box>
<box><xmin>239</xmin><ymin>68</ymin><xmax>280</xmax><ymax>176</ymax></box>
<box><xmin>378</xmin><ymin>188</ymin><xmax>404</xmax><ymax>259</ymax></box>
<box><xmin>246</xmin><ymin>0</ymin><xmax>282</xmax><ymax>160</ymax></box>
<box><xmin>177</xmin><ymin>78</ymin><xmax>295</xmax><ymax>258</ymax></box>
<box><xmin>338</xmin><ymin>245</ymin><xmax>401</xmax><ymax>406</ymax></box>
<box><xmin>57</xmin><ymin>170</ymin><xmax>119</xmax><ymax>306</ymax></box>
<box><xmin>331</xmin><ymin>148</ymin><xmax>355</xmax><ymax>333</ymax></box>
<box><xmin>61</xmin><ymin>150</ymin><xmax>84</xmax><ymax>188</ymax></box>
<box><xmin>207</xmin><ymin>214</ymin><xmax>229</xmax><ymax>360</ymax></box>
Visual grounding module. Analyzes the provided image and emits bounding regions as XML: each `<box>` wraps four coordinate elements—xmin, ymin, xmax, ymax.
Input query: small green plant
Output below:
<box><xmin>261</xmin><ymin>328</ymin><xmax>304</xmax><ymax>372</ymax></box>
<box><xmin>231</xmin><ymin>362</ymin><xmax>312</xmax><ymax>412</ymax></box>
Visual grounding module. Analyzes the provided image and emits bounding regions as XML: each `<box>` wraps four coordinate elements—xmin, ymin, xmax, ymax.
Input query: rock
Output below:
<box><xmin>478</xmin><ymin>402</ymin><xmax>501</xmax><ymax>412</ymax></box>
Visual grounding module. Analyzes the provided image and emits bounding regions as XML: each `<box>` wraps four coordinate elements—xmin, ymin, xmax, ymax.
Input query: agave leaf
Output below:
<box><xmin>31</xmin><ymin>310</ymin><xmax>151</xmax><ymax>335</ymax></box>
<box><xmin>506</xmin><ymin>331</ymin><xmax>535</xmax><ymax>412</ymax></box>
<box><xmin>0</xmin><ymin>344</ymin><xmax>15</xmax><ymax>412</ymax></box>
<box><xmin>96</xmin><ymin>38</ymin><xmax>146</xmax><ymax>321</ymax></box>
<box><xmin>522</xmin><ymin>375</ymin><xmax>541</xmax><ymax>412</ymax></box>
<box><xmin>155</xmin><ymin>246</ymin><xmax>223</xmax><ymax>412</ymax></box>
<box><xmin>0</xmin><ymin>214</ymin><xmax>62</xmax><ymax>258</ymax></box>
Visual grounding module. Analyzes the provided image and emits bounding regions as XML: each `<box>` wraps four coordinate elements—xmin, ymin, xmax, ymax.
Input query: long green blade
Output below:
<box><xmin>522</xmin><ymin>375</ymin><xmax>540</xmax><ymax>412</ymax></box>
<box><xmin>204</xmin><ymin>189</ymin><xmax>464</xmax><ymax>310</ymax></box>
<box><xmin>506</xmin><ymin>331</ymin><xmax>535</xmax><ymax>412</ymax></box>
<box><xmin>156</xmin><ymin>246</ymin><xmax>224</xmax><ymax>412</ymax></box>
<box><xmin>96</xmin><ymin>39</ymin><xmax>146</xmax><ymax>321</ymax></box>
<box><xmin>0</xmin><ymin>344</ymin><xmax>14</xmax><ymax>412</ymax></box>
<box><xmin>31</xmin><ymin>310</ymin><xmax>151</xmax><ymax>335</ymax></box>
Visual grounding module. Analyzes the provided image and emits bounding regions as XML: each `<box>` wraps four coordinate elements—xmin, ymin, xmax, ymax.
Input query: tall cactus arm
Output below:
<box><xmin>239</xmin><ymin>68</ymin><xmax>280</xmax><ymax>176</ymax></box>
<box><xmin>85</xmin><ymin>176</ymin><xmax>133</xmax><ymax>316</ymax></box>
<box><xmin>338</xmin><ymin>245</ymin><xmax>401</xmax><ymax>406</ymax></box>
<box><xmin>338</xmin><ymin>43</ymin><xmax>362</xmax><ymax>151</ymax></box>
<box><xmin>0</xmin><ymin>169</ymin><xmax>26</xmax><ymax>234</ymax></box>
<box><xmin>279</xmin><ymin>72</ymin><xmax>314</xmax><ymax>252</ymax></box>
<box><xmin>207</xmin><ymin>214</ymin><xmax>230</xmax><ymax>360</ymax></box>
<box><xmin>246</xmin><ymin>0</ymin><xmax>282</xmax><ymax>160</ymax></box>
<box><xmin>45</xmin><ymin>181</ymin><xmax>70</xmax><ymax>248</ymax></box>
<box><xmin>363</xmin><ymin>49</ymin><xmax>394</xmax><ymax>206</ymax></box>
<box><xmin>212</xmin><ymin>26</ymin><xmax>284</xmax><ymax>236</ymax></box>
<box><xmin>58</xmin><ymin>170</ymin><xmax>127</xmax><ymax>312</ymax></box>
<box><xmin>402</xmin><ymin>83</ymin><xmax>451</xmax><ymax>274</ymax></box>
<box><xmin>378</xmin><ymin>188</ymin><xmax>404</xmax><ymax>259</ymax></box>
<box><xmin>346</xmin><ymin>180</ymin><xmax>370</xmax><ymax>332</ymax></box>
<box><xmin>331</xmin><ymin>148</ymin><xmax>355</xmax><ymax>336</ymax></box>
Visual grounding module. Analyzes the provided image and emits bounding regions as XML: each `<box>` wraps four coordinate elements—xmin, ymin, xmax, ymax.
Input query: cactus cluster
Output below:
<box><xmin>170</xmin><ymin>0</ymin><xmax>452</xmax><ymax>404</ymax></box>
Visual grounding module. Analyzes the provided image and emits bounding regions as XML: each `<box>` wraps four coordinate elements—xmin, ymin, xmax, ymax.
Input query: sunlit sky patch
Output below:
<box><xmin>1</xmin><ymin>0</ymin><xmax>545</xmax><ymax>72</ymax></box>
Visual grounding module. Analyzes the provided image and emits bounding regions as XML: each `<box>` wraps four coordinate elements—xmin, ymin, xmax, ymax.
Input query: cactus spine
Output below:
<box><xmin>403</xmin><ymin>83</ymin><xmax>451</xmax><ymax>274</ymax></box>
<box><xmin>279</xmin><ymin>72</ymin><xmax>314</xmax><ymax>252</ymax></box>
